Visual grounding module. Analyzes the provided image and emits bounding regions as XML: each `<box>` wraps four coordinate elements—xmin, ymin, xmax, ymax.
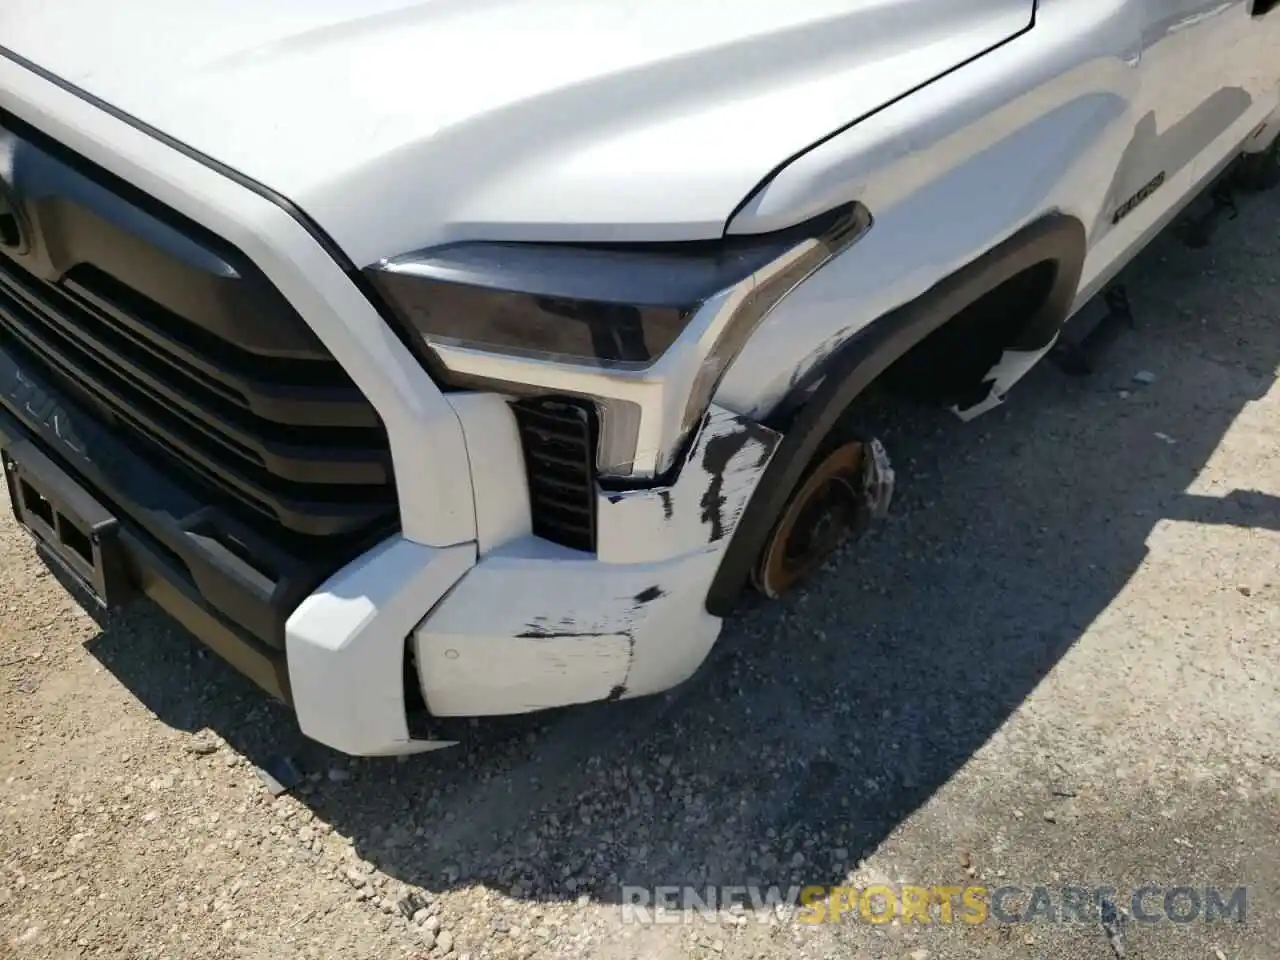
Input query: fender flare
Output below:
<box><xmin>705</xmin><ymin>212</ymin><xmax>1086</xmax><ymax>616</ymax></box>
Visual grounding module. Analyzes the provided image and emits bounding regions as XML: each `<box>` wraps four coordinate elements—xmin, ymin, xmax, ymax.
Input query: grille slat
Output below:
<box><xmin>0</xmin><ymin>288</ymin><xmax>388</xmax><ymax>533</ymax></box>
<box><xmin>63</xmin><ymin>273</ymin><xmax>249</xmax><ymax>405</ymax></box>
<box><xmin>526</xmin><ymin>449</ymin><xmax>589</xmax><ymax>471</ymax></box>
<box><xmin>0</xmin><ymin>267</ymin><xmax>387</xmax><ymax>485</ymax></box>
<box><xmin>0</xmin><ymin>123</ymin><xmax>397</xmax><ymax>541</ymax></box>
<box><xmin>63</xmin><ymin>268</ymin><xmax>382</xmax><ymax>425</ymax></box>
<box><xmin>529</xmin><ymin>472</ymin><xmax>594</xmax><ymax>498</ymax></box>
<box><xmin>512</xmin><ymin>399</ymin><xmax>597</xmax><ymax>552</ymax></box>
<box><xmin>529</xmin><ymin>494</ymin><xmax>593</xmax><ymax>518</ymax></box>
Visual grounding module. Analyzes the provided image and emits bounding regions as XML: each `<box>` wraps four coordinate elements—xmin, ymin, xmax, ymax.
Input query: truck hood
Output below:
<box><xmin>2</xmin><ymin>0</ymin><xmax>1032</xmax><ymax>265</ymax></box>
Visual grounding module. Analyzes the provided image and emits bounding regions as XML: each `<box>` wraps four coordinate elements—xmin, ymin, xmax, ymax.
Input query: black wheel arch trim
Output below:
<box><xmin>705</xmin><ymin>211</ymin><xmax>1086</xmax><ymax>616</ymax></box>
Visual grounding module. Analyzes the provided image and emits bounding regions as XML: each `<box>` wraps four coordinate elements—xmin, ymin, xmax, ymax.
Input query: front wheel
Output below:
<box><xmin>750</xmin><ymin>432</ymin><xmax>894</xmax><ymax>599</ymax></box>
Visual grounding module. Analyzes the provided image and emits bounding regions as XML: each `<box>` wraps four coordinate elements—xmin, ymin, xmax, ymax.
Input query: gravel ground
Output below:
<box><xmin>3</xmin><ymin>186</ymin><xmax>1279</xmax><ymax>960</ymax></box>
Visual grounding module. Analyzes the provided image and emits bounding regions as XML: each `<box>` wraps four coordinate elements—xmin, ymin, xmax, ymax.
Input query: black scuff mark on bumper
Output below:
<box><xmin>633</xmin><ymin>585</ymin><xmax>664</xmax><ymax>604</ymax></box>
<box><xmin>699</xmin><ymin>425</ymin><xmax>754</xmax><ymax>543</ymax></box>
<box><xmin>515</xmin><ymin>632</ymin><xmax>613</xmax><ymax>640</ymax></box>
<box><xmin>613</xmin><ymin>629</ymin><xmax>637</xmax><ymax>701</ymax></box>
<box><xmin>658</xmin><ymin>489</ymin><xmax>674</xmax><ymax>520</ymax></box>
<box><xmin>515</xmin><ymin>626</ymin><xmax>613</xmax><ymax>640</ymax></box>
<box><xmin>517</xmin><ymin>615</ymin><xmax>552</xmax><ymax>638</ymax></box>
<box><xmin>699</xmin><ymin>416</ymin><xmax>777</xmax><ymax>544</ymax></box>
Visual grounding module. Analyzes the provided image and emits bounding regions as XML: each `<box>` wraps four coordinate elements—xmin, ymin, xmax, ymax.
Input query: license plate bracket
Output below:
<box><xmin>3</xmin><ymin>440</ymin><xmax>132</xmax><ymax>608</ymax></box>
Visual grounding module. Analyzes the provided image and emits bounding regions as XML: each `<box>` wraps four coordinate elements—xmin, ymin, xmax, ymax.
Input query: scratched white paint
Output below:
<box><xmin>596</xmin><ymin>405</ymin><xmax>781</xmax><ymax>565</ymax></box>
<box><xmin>418</xmin><ymin>631</ymin><xmax>631</xmax><ymax>716</ymax></box>
<box><xmin>414</xmin><ymin>405</ymin><xmax>778</xmax><ymax>716</ymax></box>
<box><xmin>720</xmin><ymin>0</ymin><xmax>1280</xmax><ymax>423</ymax></box>
<box><xmin>414</xmin><ymin>544</ymin><xmax>727</xmax><ymax>715</ymax></box>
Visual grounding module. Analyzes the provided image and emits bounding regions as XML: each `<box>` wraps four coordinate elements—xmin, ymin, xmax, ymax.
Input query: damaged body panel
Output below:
<box><xmin>717</xmin><ymin>0</ymin><xmax>1280</xmax><ymax>428</ymax></box>
<box><xmin>950</xmin><ymin>342</ymin><xmax>1060</xmax><ymax>420</ymax></box>
<box><xmin>596</xmin><ymin>407</ymin><xmax>780</xmax><ymax>565</ymax></box>
<box><xmin>413</xmin><ymin>404</ymin><xmax>779</xmax><ymax>716</ymax></box>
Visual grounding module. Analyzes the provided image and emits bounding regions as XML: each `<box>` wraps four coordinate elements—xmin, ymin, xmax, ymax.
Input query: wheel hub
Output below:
<box><xmin>752</xmin><ymin>440</ymin><xmax>870</xmax><ymax>599</ymax></box>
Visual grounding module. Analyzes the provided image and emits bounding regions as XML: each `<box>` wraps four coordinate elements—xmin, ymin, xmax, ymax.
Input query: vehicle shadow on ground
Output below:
<box><xmin>83</xmin><ymin>189</ymin><xmax>1280</xmax><ymax>911</ymax></box>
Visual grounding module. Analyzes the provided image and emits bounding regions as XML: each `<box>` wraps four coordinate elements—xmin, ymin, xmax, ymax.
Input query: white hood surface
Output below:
<box><xmin>1</xmin><ymin>0</ymin><xmax>1033</xmax><ymax>264</ymax></box>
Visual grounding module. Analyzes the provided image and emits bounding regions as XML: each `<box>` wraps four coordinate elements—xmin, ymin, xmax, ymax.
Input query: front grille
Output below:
<box><xmin>0</xmin><ymin>114</ymin><xmax>397</xmax><ymax>543</ymax></box>
<box><xmin>511</xmin><ymin>398</ymin><xmax>597</xmax><ymax>552</ymax></box>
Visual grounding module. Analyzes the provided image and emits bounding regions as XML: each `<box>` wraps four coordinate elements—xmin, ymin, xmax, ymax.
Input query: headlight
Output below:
<box><xmin>366</xmin><ymin>203</ymin><xmax>870</xmax><ymax>479</ymax></box>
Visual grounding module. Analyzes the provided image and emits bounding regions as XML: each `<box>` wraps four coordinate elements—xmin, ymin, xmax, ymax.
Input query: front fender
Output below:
<box><xmin>705</xmin><ymin>212</ymin><xmax>1085</xmax><ymax>616</ymax></box>
<box><xmin>715</xmin><ymin>0</ymin><xmax>1140</xmax><ymax>421</ymax></box>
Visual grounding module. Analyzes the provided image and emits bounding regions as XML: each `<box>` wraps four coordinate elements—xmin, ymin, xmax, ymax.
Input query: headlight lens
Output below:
<box><xmin>366</xmin><ymin>203</ymin><xmax>870</xmax><ymax>478</ymax></box>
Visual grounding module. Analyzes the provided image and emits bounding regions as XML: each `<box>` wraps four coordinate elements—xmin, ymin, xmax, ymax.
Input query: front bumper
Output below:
<box><xmin>287</xmin><ymin>402</ymin><xmax>779</xmax><ymax>755</ymax></box>
<box><xmin>412</xmin><ymin>405</ymin><xmax>780</xmax><ymax>717</ymax></box>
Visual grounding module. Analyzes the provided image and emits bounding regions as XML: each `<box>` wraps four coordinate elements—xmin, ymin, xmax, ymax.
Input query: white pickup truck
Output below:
<box><xmin>1</xmin><ymin>1</ymin><xmax>1277</xmax><ymax>755</ymax></box>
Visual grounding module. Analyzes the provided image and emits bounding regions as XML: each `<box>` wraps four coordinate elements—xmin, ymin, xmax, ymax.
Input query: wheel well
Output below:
<box><xmin>707</xmin><ymin>214</ymin><xmax>1085</xmax><ymax>617</ymax></box>
<box><xmin>879</xmin><ymin>259</ymin><xmax>1060</xmax><ymax>406</ymax></box>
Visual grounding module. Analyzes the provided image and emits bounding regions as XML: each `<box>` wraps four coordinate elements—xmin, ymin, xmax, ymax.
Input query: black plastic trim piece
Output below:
<box><xmin>0</xmin><ymin>112</ymin><xmax>366</xmax><ymax>366</ymax></box>
<box><xmin>0</xmin><ymin>265</ymin><xmax>394</xmax><ymax>537</ymax></box>
<box><xmin>0</xmin><ymin>338</ymin><xmax>390</xmax><ymax>649</ymax></box>
<box><xmin>4</xmin><ymin>439</ymin><xmax>135</xmax><ymax>607</ymax></box>
<box><xmin>0</xmin><ymin>267</ymin><xmax>387</xmax><ymax>473</ymax></box>
<box><xmin>510</xmin><ymin>397</ymin><xmax>598</xmax><ymax>552</ymax></box>
<box><xmin>706</xmin><ymin>213</ymin><xmax>1086</xmax><ymax>616</ymax></box>
<box><xmin>0</xmin><ymin>402</ymin><xmax>291</xmax><ymax>701</ymax></box>
<box><xmin>0</xmin><ymin>111</ymin><xmax>322</xmax><ymax>359</ymax></box>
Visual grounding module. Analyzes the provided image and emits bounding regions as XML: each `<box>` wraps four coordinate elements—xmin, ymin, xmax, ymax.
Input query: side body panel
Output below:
<box><xmin>1081</xmin><ymin>0</ymin><xmax>1280</xmax><ymax>304</ymax></box>
<box><xmin>716</xmin><ymin>0</ymin><xmax>1280</xmax><ymax>422</ymax></box>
